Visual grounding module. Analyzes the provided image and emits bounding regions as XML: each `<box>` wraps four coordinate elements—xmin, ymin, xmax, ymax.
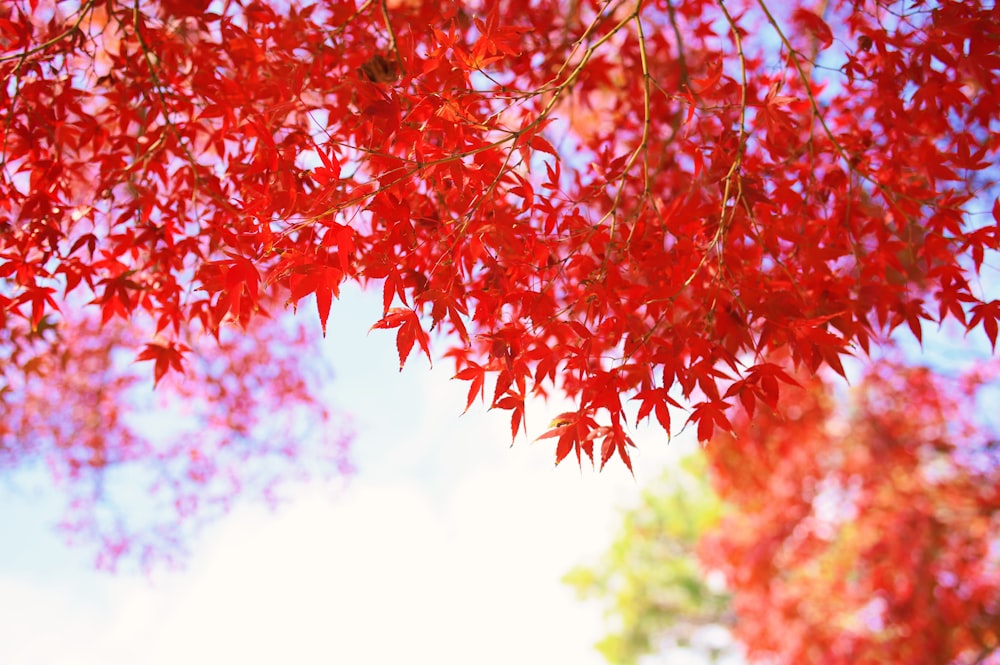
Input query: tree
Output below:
<box><xmin>701</xmin><ymin>359</ymin><xmax>1000</xmax><ymax>664</ymax></box>
<box><xmin>1</xmin><ymin>309</ymin><xmax>352</xmax><ymax>568</ymax></box>
<box><xmin>564</xmin><ymin>452</ymin><xmax>735</xmax><ymax>665</ymax></box>
<box><xmin>569</xmin><ymin>359</ymin><xmax>1000</xmax><ymax>664</ymax></box>
<box><xmin>2</xmin><ymin>0</ymin><xmax>999</xmax><ymax>560</ymax></box>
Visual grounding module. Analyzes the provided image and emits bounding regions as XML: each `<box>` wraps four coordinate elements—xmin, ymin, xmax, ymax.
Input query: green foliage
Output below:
<box><xmin>564</xmin><ymin>453</ymin><xmax>732</xmax><ymax>664</ymax></box>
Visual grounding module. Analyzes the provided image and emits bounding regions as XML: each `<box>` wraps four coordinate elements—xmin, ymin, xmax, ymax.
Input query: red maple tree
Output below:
<box><xmin>701</xmin><ymin>359</ymin><xmax>1000</xmax><ymax>664</ymax></box>
<box><xmin>2</xmin><ymin>0</ymin><xmax>998</xmax><ymax>561</ymax></box>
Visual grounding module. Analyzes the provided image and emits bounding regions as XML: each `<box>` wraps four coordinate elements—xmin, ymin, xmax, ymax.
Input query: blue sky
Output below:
<box><xmin>0</xmin><ymin>284</ymin><xmax>713</xmax><ymax>665</ymax></box>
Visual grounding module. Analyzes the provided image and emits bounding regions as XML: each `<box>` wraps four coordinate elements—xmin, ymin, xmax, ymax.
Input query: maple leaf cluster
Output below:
<box><xmin>1</xmin><ymin>0</ymin><xmax>999</xmax><ymax>549</ymax></box>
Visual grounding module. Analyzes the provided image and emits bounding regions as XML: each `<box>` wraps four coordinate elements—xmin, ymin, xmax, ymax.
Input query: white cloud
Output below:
<box><xmin>0</xmin><ymin>475</ymin><xmax>612</xmax><ymax>665</ymax></box>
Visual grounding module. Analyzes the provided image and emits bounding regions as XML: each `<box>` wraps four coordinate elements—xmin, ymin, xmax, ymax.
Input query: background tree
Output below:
<box><xmin>564</xmin><ymin>452</ymin><xmax>735</xmax><ymax>665</ymax></box>
<box><xmin>2</xmin><ymin>0</ymin><xmax>999</xmax><ymax>563</ymax></box>
<box><xmin>703</xmin><ymin>359</ymin><xmax>1000</xmax><ymax>664</ymax></box>
<box><xmin>1</xmin><ymin>307</ymin><xmax>352</xmax><ymax>568</ymax></box>
<box><xmin>570</xmin><ymin>358</ymin><xmax>1000</xmax><ymax>664</ymax></box>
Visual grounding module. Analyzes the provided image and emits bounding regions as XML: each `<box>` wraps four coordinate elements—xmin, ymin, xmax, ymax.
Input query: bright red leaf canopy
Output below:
<box><xmin>2</xmin><ymin>0</ymin><xmax>999</xmax><ymax>488</ymax></box>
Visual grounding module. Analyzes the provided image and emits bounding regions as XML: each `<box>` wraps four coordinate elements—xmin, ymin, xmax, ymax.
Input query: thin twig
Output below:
<box><xmin>680</xmin><ymin>0</ymin><xmax>749</xmax><ymax>292</ymax></box>
<box><xmin>379</xmin><ymin>0</ymin><xmax>404</xmax><ymax>76</ymax></box>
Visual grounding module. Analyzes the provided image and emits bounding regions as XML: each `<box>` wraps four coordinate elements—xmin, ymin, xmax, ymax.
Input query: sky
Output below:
<box><xmin>0</xmin><ymin>284</ymin><xmax>707</xmax><ymax>665</ymax></box>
